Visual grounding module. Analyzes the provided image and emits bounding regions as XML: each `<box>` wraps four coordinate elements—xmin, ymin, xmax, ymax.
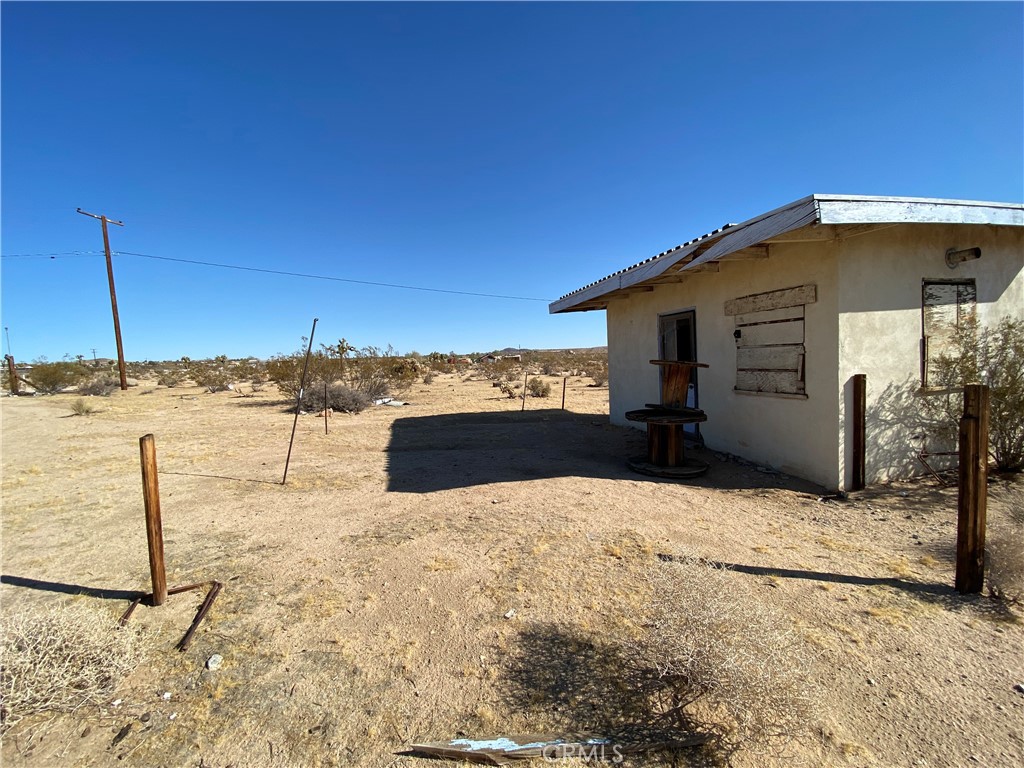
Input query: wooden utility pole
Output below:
<box><xmin>139</xmin><ymin>434</ymin><xmax>168</xmax><ymax>606</ymax></box>
<box><xmin>77</xmin><ymin>209</ymin><xmax>128</xmax><ymax>390</ymax></box>
<box><xmin>956</xmin><ymin>384</ymin><xmax>989</xmax><ymax>594</ymax></box>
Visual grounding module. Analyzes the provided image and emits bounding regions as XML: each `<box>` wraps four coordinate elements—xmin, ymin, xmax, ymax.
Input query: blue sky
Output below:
<box><xmin>2</xmin><ymin>2</ymin><xmax>1021</xmax><ymax>362</ymax></box>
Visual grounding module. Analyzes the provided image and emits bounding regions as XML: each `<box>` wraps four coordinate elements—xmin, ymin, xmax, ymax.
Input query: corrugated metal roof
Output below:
<box><xmin>551</xmin><ymin>194</ymin><xmax>1023</xmax><ymax>313</ymax></box>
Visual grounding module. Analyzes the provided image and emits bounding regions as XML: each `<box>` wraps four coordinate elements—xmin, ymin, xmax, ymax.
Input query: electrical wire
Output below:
<box><xmin>0</xmin><ymin>251</ymin><xmax>105</xmax><ymax>258</ymax></box>
<box><xmin>1</xmin><ymin>249</ymin><xmax>554</xmax><ymax>302</ymax></box>
<box><xmin>114</xmin><ymin>250</ymin><xmax>554</xmax><ymax>302</ymax></box>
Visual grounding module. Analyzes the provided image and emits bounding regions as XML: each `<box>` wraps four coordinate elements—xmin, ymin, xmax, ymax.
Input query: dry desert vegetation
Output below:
<box><xmin>1</xmin><ymin>370</ymin><xmax>1023</xmax><ymax>767</ymax></box>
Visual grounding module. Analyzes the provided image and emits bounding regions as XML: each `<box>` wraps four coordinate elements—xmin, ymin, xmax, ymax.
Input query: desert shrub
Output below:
<box><xmin>922</xmin><ymin>317</ymin><xmax>1024</xmax><ymax>471</ymax></box>
<box><xmin>527</xmin><ymin>377</ymin><xmax>551</xmax><ymax>397</ymax></box>
<box><xmin>1</xmin><ymin>602</ymin><xmax>144</xmax><ymax>730</ymax></box>
<box><xmin>158</xmin><ymin>370</ymin><xmax>183</xmax><ymax>388</ymax></box>
<box><xmin>268</xmin><ymin>338</ymin><xmax>415</xmax><ymax>402</ymax></box>
<box><xmin>300</xmin><ymin>383</ymin><xmax>370</xmax><ymax>414</ymax></box>
<box><xmin>69</xmin><ymin>398</ymin><xmax>97</xmax><ymax>416</ymax></box>
<box><xmin>988</xmin><ymin>528</ymin><xmax>1024</xmax><ymax>603</ymax></box>
<box><xmin>192</xmin><ymin>356</ymin><xmax>233</xmax><ymax>393</ymax></box>
<box><xmin>627</xmin><ymin>557</ymin><xmax>818</xmax><ymax>758</ymax></box>
<box><xmin>586</xmin><ymin>360</ymin><xmax>609</xmax><ymax>387</ymax></box>
<box><xmin>423</xmin><ymin>371</ymin><xmax>435</xmax><ymax>385</ymax></box>
<box><xmin>25</xmin><ymin>361</ymin><xmax>85</xmax><ymax>395</ymax></box>
<box><xmin>498</xmin><ymin>381</ymin><xmax>518</xmax><ymax>399</ymax></box>
<box><xmin>78</xmin><ymin>376</ymin><xmax>117</xmax><ymax>397</ymax></box>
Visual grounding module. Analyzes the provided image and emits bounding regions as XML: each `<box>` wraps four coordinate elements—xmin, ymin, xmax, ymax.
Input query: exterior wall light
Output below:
<box><xmin>945</xmin><ymin>247</ymin><xmax>981</xmax><ymax>269</ymax></box>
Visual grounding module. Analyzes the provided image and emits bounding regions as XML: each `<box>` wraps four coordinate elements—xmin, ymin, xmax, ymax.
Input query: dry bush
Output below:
<box><xmin>1</xmin><ymin>602</ymin><xmax>144</xmax><ymax>730</ymax></box>
<box><xmin>527</xmin><ymin>377</ymin><xmax>551</xmax><ymax>397</ymax></box>
<box><xmin>25</xmin><ymin>361</ymin><xmax>86</xmax><ymax>394</ymax></box>
<box><xmin>423</xmin><ymin>371</ymin><xmax>435</xmax><ymax>385</ymax></box>
<box><xmin>627</xmin><ymin>557</ymin><xmax>818</xmax><ymax>758</ymax></box>
<box><xmin>78</xmin><ymin>376</ymin><xmax>117</xmax><ymax>396</ymax></box>
<box><xmin>300</xmin><ymin>383</ymin><xmax>371</xmax><ymax>414</ymax></box>
<box><xmin>192</xmin><ymin>355</ymin><xmax>234</xmax><ymax>393</ymax></box>
<box><xmin>158</xmin><ymin>370</ymin><xmax>183</xmax><ymax>388</ymax></box>
<box><xmin>923</xmin><ymin>317</ymin><xmax>1024</xmax><ymax>471</ymax></box>
<box><xmin>69</xmin><ymin>398</ymin><xmax>97</xmax><ymax>416</ymax></box>
<box><xmin>498</xmin><ymin>381</ymin><xmax>518</xmax><ymax>399</ymax></box>
<box><xmin>586</xmin><ymin>360</ymin><xmax>609</xmax><ymax>387</ymax></box>
<box><xmin>988</xmin><ymin>528</ymin><xmax>1024</xmax><ymax>603</ymax></box>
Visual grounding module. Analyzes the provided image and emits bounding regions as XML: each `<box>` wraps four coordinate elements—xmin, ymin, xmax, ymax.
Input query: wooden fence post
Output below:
<box><xmin>521</xmin><ymin>371</ymin><xmax>528</xmax><ymax>412</ymax></box>
<box><xmin>955</xmin><ymin>384</ymin><xmax>988</xmax><ymax>594</ymax></box>
<box><xmin>139</xmin><ymin>434</ymin><xmax>168</xmax><ymax>606</ymax></box>
<box><xmin>5</xmin><ymin>355</ymin><xmax>19</xmax><ymax>395</ymax></box>
<box><xmin>561</xmin><ymin>377</ymin><xmax>567</xmax><ymax>411</ymax></box>
<box><xmin>852</xmin><ymin>374</ymin><xmax>866</xmax><ymax>491</ymax></box>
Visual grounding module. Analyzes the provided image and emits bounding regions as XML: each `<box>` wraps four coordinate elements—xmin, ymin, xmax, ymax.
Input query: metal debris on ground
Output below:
<box><xmin>407</xmin><ymin>732</ymin><xmax>710</xmax><ymax>764</ymax></box>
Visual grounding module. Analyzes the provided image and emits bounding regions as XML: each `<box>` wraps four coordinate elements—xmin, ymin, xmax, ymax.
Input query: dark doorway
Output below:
<box><xmin>658</xmin><ymin>310</ymin><xmax>699</xmax><ymax>437</ymax></box>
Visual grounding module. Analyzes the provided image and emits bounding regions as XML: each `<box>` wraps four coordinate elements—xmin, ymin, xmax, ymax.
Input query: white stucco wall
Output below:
<box><xmin>607</xmin><ymin>241</ymin><xmax>841</xmax><ymax>488</ymax></box>
<box><xmin>837</xmin><ymin>224</ymin><xmax>1024</xmax><ymax>487</ymax></box>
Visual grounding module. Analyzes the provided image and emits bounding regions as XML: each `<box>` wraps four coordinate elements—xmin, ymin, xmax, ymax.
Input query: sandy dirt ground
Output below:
<box><xmin>1</xmin><ymin>373</ymin><xmax>1022</xmax><ymax>768</ymax></box>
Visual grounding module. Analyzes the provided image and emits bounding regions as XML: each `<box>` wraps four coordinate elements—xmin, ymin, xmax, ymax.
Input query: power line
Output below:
<box><xmin>113</xmin><ymin>250</ymin><xmax>554</xmax><ymax>302</ymax></box>
<box><xmin>1</xmin><ymin>251</ymin><xmax>105</xmax><ymax>258</ymax></box>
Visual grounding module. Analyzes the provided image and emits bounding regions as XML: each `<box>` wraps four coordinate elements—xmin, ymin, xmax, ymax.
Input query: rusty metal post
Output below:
<box><xmin>283</xmin><ymin>318</ymin><xmax>318</xmax><ymax>484</ymax></box>
<box><xmin>561</xmin><ymin>376</ymin><xmax>567</xmax><ymax>411</ymax></box>
<box><xmin>77</xmin><ymin>209</ymin><xmax>127</xmax><ymax>390</ymax></box>
<box><xmin>956</xmin><ymin>384</ymin><xmax>989</xmax><ymax>594</ymax></box>
<box><xmin>852</xmin><ymin>374</ymin><xmax>866</xmax><ymax>490</ymax></box>
<box><xmin>139</xmin><ymin>434</ymin><xmax>167</xmax><ymax>606</ymax></box>
<box><xmin>5</xmin><ymin>355</ymin><xmax>19</xmax><ymax>395</ymax></box>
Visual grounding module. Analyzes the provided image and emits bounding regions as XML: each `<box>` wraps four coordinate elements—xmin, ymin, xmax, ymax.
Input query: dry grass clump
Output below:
<box><xmin>1</xmin><ymin>601</ymin><xmax>144</xmax><ymax>730</ymax></box>
<box><xmin>987</xmin><ymin>528</ymin><xmax>1024</xmax><ymax>603</ymax></box>
<box><xmin>628</xmin><ymin>557</ymin><xmax>819</xmax><ymax>758</ymax></box>
<box><xmin>69</xmin><ymin>398</ymin><xmax>98</xmax><ymax>416</ymax></box>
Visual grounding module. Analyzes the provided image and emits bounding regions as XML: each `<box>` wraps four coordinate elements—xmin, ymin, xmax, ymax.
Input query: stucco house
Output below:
<box><xmin>550</xmin><ymin>194</ymin><xmax>1024</xmax><ymax>490</ymax></box>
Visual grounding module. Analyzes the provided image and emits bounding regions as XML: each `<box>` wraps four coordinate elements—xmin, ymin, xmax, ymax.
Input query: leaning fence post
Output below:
<box><xmin>955</xmin><ymin>384</ymin><xmax>989</xmax><ymax>594</ymax></box>
<box><xmin>139</xmin><ymin>434</ymin><xmax>167</xmax><ymax>606</ymax></box>
<box><xmin>5</xmin><ymin>355</ymin><xmax>19</xmax><ymax>395</ymax></box>
<box><xmin>521</xmin><ymin>371</ymin><xmax>528</xmax><ymax>412</ymax></box>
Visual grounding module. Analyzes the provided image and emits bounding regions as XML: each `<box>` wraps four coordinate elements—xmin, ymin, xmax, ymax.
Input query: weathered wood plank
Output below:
<box><xmin>734</xmin><ymin>305</ymin><xmax>804</xmax><ymax>326</ymax></box>
<box><xmin>737</xmin><ymin>344</ymin><xmax>804</xmax><ymax>371</ymax></box>
<box><xmin>725</xmin><ymin>285</ymin><xmax>817</xmax><ymax>316</ymax></box>
<box><xmin>735</xmin><ymin>320</ymin><xmax>804</xmax><ymax>347</ymax></box>
<box><xmin>736</xmin><ymin>369</ymin><xmax>804</xmax><ymax>395</ymax></box>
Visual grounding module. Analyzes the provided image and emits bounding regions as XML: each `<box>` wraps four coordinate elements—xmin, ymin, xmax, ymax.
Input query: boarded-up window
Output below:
<box><xmin>922</xmin><ymin>279</ymin><xmax>976</xmax><ymax>387</ymax></box>
<box><xmin>725</xmin><ymin>285</ymin><xmax>816</xmax><ymax>396</ymax></box>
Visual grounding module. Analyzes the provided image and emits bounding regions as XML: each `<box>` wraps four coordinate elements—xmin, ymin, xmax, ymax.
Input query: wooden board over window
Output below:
<box><xmin>922</xmin><ymin>279</ymin><xmax>976</xmax><ymax>387</ymax></box>
<box><xmin>728</xmin><ymin>285</ymin><xmax>815</xmax><ymax>396</ymax></box>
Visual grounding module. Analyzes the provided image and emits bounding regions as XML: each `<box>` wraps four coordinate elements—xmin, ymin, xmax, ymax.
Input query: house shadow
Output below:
<box><xmin>385</xmin><ymin>409</ymin><xmax>823</xmax><ymax>494</ymax></box>
<box><xmin>385</xmin><ymin>409</ymin><xmax>635</xmax><ymax>493</ymax></box>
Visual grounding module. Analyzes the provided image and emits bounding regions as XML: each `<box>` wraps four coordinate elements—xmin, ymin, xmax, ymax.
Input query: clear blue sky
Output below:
<box><xmin>2</xmin><ymin>2</ymin><xmax>1021</xmax><ymax>362</ymax></box>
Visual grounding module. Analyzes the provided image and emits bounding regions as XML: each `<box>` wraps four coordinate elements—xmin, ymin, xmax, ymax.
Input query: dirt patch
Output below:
<box><xmin>2</xmin><ymin>374</ymin><xmax>1022</xmax><ymax>766</ymax></box>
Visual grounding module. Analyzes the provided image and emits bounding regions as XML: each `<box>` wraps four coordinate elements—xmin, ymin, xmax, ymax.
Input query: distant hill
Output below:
<box><xmin>493</xmin><ymin>346</ymin><xmax>607</xmax><ymax>356</ymax></box>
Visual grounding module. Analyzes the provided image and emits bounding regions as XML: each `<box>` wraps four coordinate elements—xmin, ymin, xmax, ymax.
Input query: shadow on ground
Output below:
<box><xmin>386</xmin><ymin>409</ymin><xmax>824</xmax><ymax>494</ymax></box>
